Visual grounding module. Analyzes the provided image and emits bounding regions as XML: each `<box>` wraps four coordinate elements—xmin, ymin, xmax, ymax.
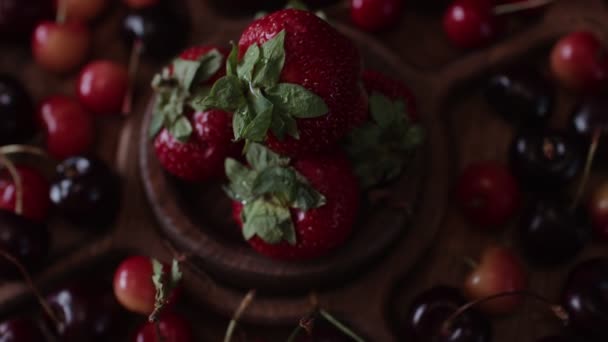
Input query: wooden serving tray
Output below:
<box><xmin>1</xmin><ymin>1</ymin><xmax>608</xmax><ymax>341</ymax></box>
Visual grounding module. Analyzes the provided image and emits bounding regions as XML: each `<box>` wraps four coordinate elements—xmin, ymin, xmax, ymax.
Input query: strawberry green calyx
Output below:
<box><xmin>149</xmin><ymin>49</ymin><xmax>224</xmax><ymax>142</ymax></box>
<box><xmin>192</xmin><ymin>30</ymin><xmax>329</xmax><ymax>145</ymax></box>
<box><xmin>225</xmin><ymin>143</ymin><xmax>326</xmax><ymax>245</ymax></box>
<box><xmin>345</xmin><ymin>92</ymin><xmax>424</xmax><ymax>189</ymax></box>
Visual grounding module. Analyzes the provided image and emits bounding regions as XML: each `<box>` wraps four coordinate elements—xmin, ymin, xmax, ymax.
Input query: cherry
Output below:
<box><xmin>443</xmin><ymin>0</ymin><xmax>498</xmax><ymax>49</ymax></box>
<box><xmin>484</xmin><ymin>69</ymin><xmax>554</xmax><ymax>126</ymax></box>
<box><xmin>76</xmin><ymin>60</ymin><xmax>128</xmax><ymax>116</ymax></box>
<box><xmin>550</xmin><ymin>31</ymin><xmax>608</xmax><ymax>92</ymax></box>
<box><xmin>50</xmin><ymin>156</ymin><xmax>120</xmax><ymax>228</ymax></box>
<box><xmin>350</xmin><ymin>0</ymin><xmax>405</xmax><ymax>32</ymax></box>
<box><xmin>570</xmin><ymin>95</ymin><xmax>608</xmax><ymax>152</ymax></box>
<box><xmin>464</xmin><ymin>246</ymin><xmax>527</xmax><ymax>315</ymax></box>
<box><xmin>0</xmin><ymin>0</ymin><xmax>53</xmax><ymax>38</ymax></box>
<box><xmin>134</xmin><ymin>311</ymin><xmax>193</xmax><ymax>342</ymax></box>
<box><xmin>561</xmin><ymin>258</ymin><xmax>608</xmax><ymax>341</ymax></box>
<box><xmin>0</xmin><ymin>165</ymin><xmax>50</xmax><ymax>223</ymax></box>
<box><xmin>113</xmin><ymin>255</ymin><xmax>179</xmax><ymax>315</ymax></box>
<box><xmin>32</xmin><ymin>21</ymin><xmax>90</xmax><ymax>74</ymax></box>
<box><xmin>403</xmin><ymin>286</ymin><xmax>492</xmax><ymax>341</ymax></box>
<box><xmin>0</xmin><ymin>74</ymin><xmax>36</xmax><ymax>145</ymax></box>
<box><xmin>588</xmin><ymin>181</ymin><xmax>608</xmax><ymax>240</ymax></box>
<box><xmin>509</xmin><ymin>131</ymin><xmax>583</xmax><ymax>191</ymax></box>
<box><xmin>37</xmin><ymin>95</ymin><xmax>95</xmax><ymax>160</ymax></box>
<box><xmin>0</xmin><ymin>209</ymin><xmax>49</xmax><ymax>278</ymax></box>
<box><xmin>123</xmin><ymin>0</ymin><xmax>160</xmax><ymax>9</ymax></box>
<box><xmin>519</xmin><ymin>200</ymin><xmax>590</xmax><ymax>266</ymax></box>
<box><xmin>45</xmin><ymin>282</ymin><xmax>127</xmax><ymax>341</ymax></box>
<box><xmin>55</xmin><ymin>0</ymin><xmax>107</xmax><ymax>22</ymax></box>
<box><xmin>455</xmin><ymin>161</ymin><xmax>521</xmax><ymax>228</ymax></box>
<box><xmin>0</xmin><ymin>317</ymin><xmax>44</xmax><ymax>341</ymax></box>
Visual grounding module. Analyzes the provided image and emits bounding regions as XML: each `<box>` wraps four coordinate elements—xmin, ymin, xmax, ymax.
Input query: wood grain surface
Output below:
<box><xmin>0</xmin><ymin>0</ymin><xmax>607</xmax><ymax>341</ymax></box>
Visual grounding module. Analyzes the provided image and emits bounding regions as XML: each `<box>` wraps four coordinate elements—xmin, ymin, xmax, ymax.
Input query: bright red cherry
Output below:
<box><xmin>0</xmin><ymin>165</ymin><xmax>50</xmax><ymax>222</ymax></box>
<box><xmin>55</xmin><ymin>0</ymin><xmax>107</xmax><ymax>22</ymax></box>
<box><xmin>123</xmin><ymin>0</ymin><xmax>160</xmax><ymax>9</ymax></box>
<box><xmin>456</xmin><ymin>161</ymin><xmax>521</xmax><ymax>228</ymax></box>
<box><xmin>37</xmin><ymin>95</ymin><xmax>95</xmax><ymax>159</ymax></box>
<box><xmin>76</xmin><ymin>60</ymin><xmax>128</xmax><ymax>116</ymax></box>
<box><xmin>551</xmin><ymin>31</ymin><xmax>608</xmax><ymax>92</ymax></box>
<box><xmin>113</xmin><ymin>256</ymin><xmax>180</xmax><ymax>315</ymax></box>
<box><xmin>588</xmin><ymin>181</ymin><xmax>608</xmax><ymax>240</ymax></box>
<box><xmin>464</xmin><ymin>245</ymin><xmax>527</xmax><ymax>315</ymax></box>
<box><xmin>350</xmin><ymin>0</ymin><xmax>405</xmax><ymax>32</ymax></box>
<box><xmin>443</xmin><ymin>0</ymin><xmax>499</xmax><ymax>49</ymax></box>
<box><xmin>32</xmin><ymin>21</ymin><xmax>90</xmax><ymax>74</ymax></box>
<box><xmin>134</xmin><ymin>312</ymin><xmax>193</xmax><ymax>342</ymax></box>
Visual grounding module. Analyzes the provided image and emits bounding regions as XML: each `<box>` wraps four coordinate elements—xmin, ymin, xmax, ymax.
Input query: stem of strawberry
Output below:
<box><xmin>0</xmin><ymin>153</ymin><xmax>23</xmax><ymax>215</ymax></box>
<box><xmin>122</xmin><ymin>39</ymin><xmax>144</xmax><ymax>115</ymax></box>
<box><xmin>223</xmin><ymin>289</ymin><xmax>256</xmax><ymax>342</ymax></box>
<box><xmin>441</xmin><ymin>290</ymin><xmax>568</xmax><ymax>337</ymax></box>
<box><xmin>493</xmin><ymin>0</ymin><xmax>554</xmax><ymax>16</ymax></box>
<box><xmin>570</xmin><ymin>128</ymin><xmax>601</xmax><ymax>212</ymax></box>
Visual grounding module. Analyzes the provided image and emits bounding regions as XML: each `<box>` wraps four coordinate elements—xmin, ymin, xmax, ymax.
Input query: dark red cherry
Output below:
<box><xmin>76</xmin><ymin>60</ymin><xmax>129</xmax><ymax>116</ymax></box>
<box><xmin>561</xmin><ymin>258</ymin><xmax>608</xmax><ymax>341</ymax></box>
<box><xmin>0</xmin><ymin>209</ymin><xmax>49</xmax><ymax>278</ymax></box>
<box><xmin>45</xmin><ymin>282</ymin><xmax>127</xmax><ymax>341</ymax></box>
<box><xmin>0</xmin><ymin>74</ymin><xmax>36</xmax><ymax>145</ymax></box>
<box><xmin>404</xmin><ymin>286</ymin><xmax>492</xmax><ymax>342</ymax></box>
<box><xmin>0</xmin><ymin>317</ymin><xmax>44</xmax><ymax>341</ymax></box>
<box><xmin>519</xmin><ymin>200</ymin><xmax>590</xmax><ymax>266</ymax></box>
<box><xmin>570</xmin><ymin>95</ymin><xmax>608</xmax><ymax>155</ymax></box>
<box><xmin>443</xmin><ymin>0</ymin><xmax>499</xmax><ymax>49</ymax></box>
<box><xmin>0</xmin><ymin>165</ymin><xmax>50</xmax><ymax>223</ymax></box>
<box><xmin>134</xmin><ymin>311</ymin><xmax>193</xmax><ymax>342</ymax></box>
<box><xmin>350</xmin><ymin>0</ymin><xmax>405</xmax><ymax>32</ymax></box>
<box><xmin>0</xmin><ymin>0</ymin><xmax>53</xmax><ymax>39</ymax></box>
<box><xmin>509</xmin><ymin>131</ymin><xmax>583</xmax><ymax>191</ymax></box>
<box><xmin>49</xmin><ymin>156</ymin><xmax>121</xmax><ymax>228</ymax></box>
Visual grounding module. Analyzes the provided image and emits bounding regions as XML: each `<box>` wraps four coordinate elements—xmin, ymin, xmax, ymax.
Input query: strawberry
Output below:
<box><xmin>345</xmin><ymin>70</ymin><xmax>424</xmax><ymax>188</ymax></box>
<box><xmin>150</xmin><ymin>45</ymin><xmax>240</xmax><ymax>182</ymax></box>
<box><xmin>226</xmin><ymin>143</ymin><xmax>360</xmax><ymax>260</ymax></box>
<box><xmin>195</xmin><ymin>9</ymin><xmax>366</xmax><ymax>157</ymax></box>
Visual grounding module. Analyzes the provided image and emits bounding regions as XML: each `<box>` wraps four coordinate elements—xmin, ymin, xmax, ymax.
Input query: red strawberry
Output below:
<box><xmin>0</xmin><ymin>165</ymin><xmax>50</xmax><ymax>222</ymax></box>
<box><xmin>228</xmin><ymin>144</ymin><xmax>360</xmax><ymax>260</ymax></box>
<box><xmin>362</xmin><ymin>70</ymin><xmax>417</xmax><ymax>121</ymax></box>
<box><xmin>235</xmin><ymin>9</ymin><xmax>366</xmax><ymax>156</ymax></box>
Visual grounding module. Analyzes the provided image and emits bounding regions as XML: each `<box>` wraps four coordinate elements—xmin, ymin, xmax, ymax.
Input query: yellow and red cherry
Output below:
<box><xmin>588</xmin><ymin>181</ymin><xmax>608</xmax><ymax>240</ymax></box>
<box><xmin>134</xmin><ymin>312</ymin><xmax>193</xmax><ymax>342</ymax></box>
<box><xmin>551</xmin><ymin>31</ymin><xmax>608</xmax><ymax>92</ymax></box>
<box><xmin>443</xmin><ymin>0</ymin><xmax>498</xmax><ymax>49</ymax></box>
<box><xmin>76</xmin><ymin>60</ymin><xmax>128</xmax><ymax>116</ymax></box>
<box><xmin>0</xmin><ymin>165</ymin><xmax>50</xmax><ymax>223</ymax></box>
<box><xmin>37</xmin><ymin>95</ymin><xmax>95</xmax><ymax>159</ymax></box>
<box><xmin>456</xmin><ymin>161</ymin><xmax>521</xmax><ymax>228</ymax></box>
<box><xmin>113</xmin><ymin>255</ymin><xmax>180</xmax><ymax>315</ymax></box>
<box><xmin>31</xmin><ymin>21</ymin><xmax>90</xmax><ymax>74</ymax></box>
<box><xmin>350</xmin><ymin>0</ymin><xmax>405</xmax><ymax>32</ymax></box>
<box><xmin>464</xmin><ymin>246</ymin><xmax>527</xmax><ymax>315</ymax></box>
<box><xmin>54</xmin><ymin>0</ymin><xmax>107</xmax><ymax>23</ymax></box>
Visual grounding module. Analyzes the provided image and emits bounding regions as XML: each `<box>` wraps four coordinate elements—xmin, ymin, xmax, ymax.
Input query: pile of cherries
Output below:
<box><xmin>402</xmin><ymin>29</ymin><xmax>608</xmax><ymax>342</ymax></box>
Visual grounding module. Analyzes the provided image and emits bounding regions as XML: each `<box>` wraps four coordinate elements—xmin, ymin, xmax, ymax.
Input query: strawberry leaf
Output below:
<box><xmin>245</xmin><ymin>142</ymin><xmax>290</xmax><ymax>170</ymax></box>
<box><xmin>225</xmin><ymin>158</ymin><xmax>256</xmax><ymax>201</ymax></box>
<box><xmin>266</xmin><ymin>83</ymin><xmax>328</xmax><ymax>118</ymax></box>
<box><xmin>226</xmin><ymin>42</ymin><xmax>239</xmax><ymax>77</ymax></box>
<box><xmin>253</xmin><ymin>30</ymin><xmax>286</xmax><ymax>88</ymax></box>
<box><xmin>238</xmin><ymin>44</ymin><xmax>261</xmax><ymax>82</ymax></box>
<box><xmin>240</xmin><ymin>87</ymin><xmax>274</xmax><ymax>142</ymax></box>
<box><xmin>196</xmin><ymin>75</ymin><xmax>246</xmax><ymax>112</ymax></box>
<box><xmin>285</xmin><ymin>0</ymin><xmax>308</xmax><ymax>10</ymax></box>
<box><xmin>168</xmin><ymin>116</ymin><xmax>193</xmax><ymax>143</ymax></box>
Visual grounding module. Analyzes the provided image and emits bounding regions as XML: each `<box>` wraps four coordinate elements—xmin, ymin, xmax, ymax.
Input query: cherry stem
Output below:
<box><xmin>0</xmin><ymin>249</ymin><xmax>62</xmax><ymax>329</ymax></box>
<box><xmin>441</xmin><ymin>290</ymin><xmax>568</xmax><ymax>336</ymax></box>
<box><xmin>570</xmin><ymin>128</ymin><xmax>601</xmax><ymax>212</ymax></box>
<box><xmin>0</xmin><ymin>153</ymin><xmax>23</xmax><ymax>215</ymax></box>
<box><xmin>56</xmin><ymin>0</ymin><xmax>68</xmax><ymax>24</ymax></box>
<box><xmin>0</xmin><ymin>145</ymin><xmax>53</xmax><ymax>161</ymax></box>
<box><xmin>122</xmin><ymin>39</ymin><xmax>144</xmax><ymax>115</ymax></box>
<box><xmin>493</xmin><ymin>0</ymin><xmax>555</xmax><ymax>16</ymax></box>
<box><xmin>223</xmin><ymin>289</ymin><xmax>256</xmax><ymax>342</ymax></box>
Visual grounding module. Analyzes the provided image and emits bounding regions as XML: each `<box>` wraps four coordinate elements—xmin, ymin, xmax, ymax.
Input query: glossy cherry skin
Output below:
<box><xmin>37</xmin><ymin>95</ymin><xmax>95</xmax><ymax>160</ymax></box>
<box><xmin>0</xmin><ymin>209</ymin><xmax>49</xmax><ymax>278</ymax></box>
<box><xmin>32</xmin><ymin>21</ymin><xmax>90</xmax><ymax>74</ymax></box>
<box><xmin>509</xmin><ymin>131</ymin><xmax>583</xmax><ymax>191</ymax></box>
<box><xmin>46</xmin><ymin>282</ymin><xmax>126</xmax><ymax>341</ymax></box>
<box><xmin>114</xmin><ymin>255</ymin><xmax>179</xmax><ymax>315</ymax></box>
<box><xmin>0</xmin><ymin>0</ymin><xmax>53</xmax><ymax>38</ymax></box>
<box><xmin>456</xmin><ymin>161</ymin><xmax>521</xmax><ymax>228</ymax></box>
<box><xmin>570</xmin><ymin>95</ymin><xmax>608</xmax><ymax>156</ymax></box>
<box><xmin>0</xmin><ymin>317</ymin><xmax>45</xmax><ymax>341</ymax></box>
<box><xmin>0</xmin><ymin>165</ymin><xmax>50</xmax><ymax>223</ymax></box>
<box><xmin>122</xmin><ymin>4</ymin><xmax>188</xmax><ymax>59</ymax></box>
<box><xmin>0</xmin><ymin>74</ymin><xmax>36</xmax><ymax>145</ymax></box>
<box><xmin>134</xmin><ymin>312</ymin><xmax>193</xmax><ymax>342</ymax></box>
<box><xmin>55</xmin><ymin>0</ymin><xmax>107</xmax><ymax>22</ymax></box>
<box><xmin>50</xmin><ymin>156</ymin><xmax>120</xmax><ymax>228</ymax></box>
<box><xmin>561</xmin><ymin>258</ymin><xmax>608</xmax><ymax>341</ymax></box>
<box><xmin>519</xmin><ymin>200</ymin><xmax>590</xmax><ymax>266</ymax></box>
<box><xmin>464</xmin><ymin>246</ymin><xmax>527</xmax><ymax>315</ymax></box>
<box><xmin>551</xmin><ymin>31</ymin><xmax>608</xmax><ymax>92</ymax></box>
<box><xmin>589</xmin><ymin>182</ymin><xmax>608</xmax><ymax>240</ymax></box>
<box><xmin>350</xmin><ymin>0</ymin><xmax>404</xmax><ymax>32</ymax></box>
<box><xmin>76</xmin><ymin>60</ymin><xmax>128</xmax><ymax>116</ymax></box>
<box><xmin>484</xmin><ymin>70</ymin><xmax>554</xmax><ymax>126</ymax></box>
<box><xmin>443</xmin><ymin>0</ymin><xmax>498</xmax><ymax>49</ymax></box>
<box><xmin>403</xmin><ymin>286</ymin><xmax>492</xmax><ymax>342</ymax></box>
